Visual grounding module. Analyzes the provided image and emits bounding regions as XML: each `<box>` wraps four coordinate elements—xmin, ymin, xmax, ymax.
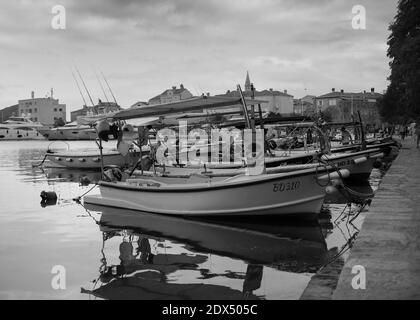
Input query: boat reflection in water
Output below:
<box><xmin>324</xmin><ymin>179</ymin><xmax>375</xmax><ymax>205</ymax></box>
<box><xmin>81</xmin><ymin>204</ymin><xmax>331</xmax><ymax>300</ymax></box>
<box><xmin>42</xmin><ymin>167</ymin><xmax>102</xmax><ymax>185</ymax></box>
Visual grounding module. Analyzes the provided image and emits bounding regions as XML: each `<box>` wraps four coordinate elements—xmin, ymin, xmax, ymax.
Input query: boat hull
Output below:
<box><xmin>143</xmin><ymin>148</ymin><xmax>383</xmax><ymax>182</ymax></box>
<box><xmin>37</xmin><ymin>128</ymin><xmax>98</xmax><ymax>140</ymax></box>
<box><xmin>46</xmin><ymin>149</ymin><xmax>141</xmax><ymax>169</ymax></box>
<box><xmin>0</xmin><ymin>128</ymin><xmax>46</xmax><ymax>140</ymax></box>
<box><xmin>84</xmin><ymin>169</ymin><xmax>331</xmax><ymax>216</ymax></box>
<box><xmin>320</xmin><ymin>150</ymin><xmax>381</xmax><ymax>181</ymax></box>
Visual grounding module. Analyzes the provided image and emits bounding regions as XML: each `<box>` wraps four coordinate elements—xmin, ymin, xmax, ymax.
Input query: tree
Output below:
<box><xmin>380</xmin><ymin>0</ymin><xmax>420</xmax><ymax>123</ymax></box>
<box><xmin>320</xmin><ymin>109</ymin><xmax>333</xmax><ymax>123</ymax></box>
<box><xmin>266</xmin><ymin>111</ymin><xmax>281</xmax><ymax>118</ymax></box>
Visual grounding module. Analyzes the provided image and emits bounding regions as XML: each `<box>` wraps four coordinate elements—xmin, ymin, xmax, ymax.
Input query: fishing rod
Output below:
<box><xmin>100</xmin><ymin>71</ymin><xmax>118</xmax><ymax>105</ymax></box>
<box><xmin>71</xmin><ymin>71</ymin><xmax>88</xmax><ymax>107</ymax></box>
<box><xmin>74</xmin><ymin>66</ymin><xmax>95</xmax><ymax>107</ymax></box>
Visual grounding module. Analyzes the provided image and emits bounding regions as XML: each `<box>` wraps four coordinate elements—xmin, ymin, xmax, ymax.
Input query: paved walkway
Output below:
<box><xmin>333</xmin><ymin>138</ymin><xmax>420</xmax><ymax>299</ymax></box>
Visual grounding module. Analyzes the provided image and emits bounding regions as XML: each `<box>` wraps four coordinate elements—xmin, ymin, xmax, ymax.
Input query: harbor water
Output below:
<box><xmin>0</xmin><ymin>141</ymin><xmax>384</xmax><ymax>299</ymax></box>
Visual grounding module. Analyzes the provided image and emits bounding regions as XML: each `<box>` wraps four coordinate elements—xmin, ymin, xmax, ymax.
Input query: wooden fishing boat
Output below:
<box><xmin>268</xmin><ymin>148</ymin><xmax>384</xmax><ymax>180</ymax></box>
<box><xmin>136</xmin><ymin>147</ymin><xmax>384</xmax><ymax>182</ymax></box>
<box><xmin>84</xmin><ymin>166</ymin><xmax>349</xmax><ymax>216</ymax></box>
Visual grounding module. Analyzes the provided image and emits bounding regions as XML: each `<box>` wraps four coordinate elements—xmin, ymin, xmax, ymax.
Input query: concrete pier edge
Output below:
<box><xmin>303</xmin><ymin>138</ymin><xmax>420</xmax><ymax>299</ymax></box>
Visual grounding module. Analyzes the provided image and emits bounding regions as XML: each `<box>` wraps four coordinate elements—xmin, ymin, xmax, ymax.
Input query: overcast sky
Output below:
<box><xmin>0</xmin><ymin>0</ymin><xmax>398</xmax><ymax>118</ymax></box>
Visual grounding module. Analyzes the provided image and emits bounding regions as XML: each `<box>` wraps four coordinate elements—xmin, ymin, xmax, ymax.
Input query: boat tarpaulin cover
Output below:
<box><xmin>77</xmin><ymin>112</ymin><xmax>118</xmax><ymax>125</ymax></box>
<box><xmin>113</xmin><ymin>96</ymin><xmax>267</xmax><ymax>120</ymax></box>
<box><xmin>124</xmin><ymin>117</ymin><xmax>160</xmax><ymax>127</ymax></box>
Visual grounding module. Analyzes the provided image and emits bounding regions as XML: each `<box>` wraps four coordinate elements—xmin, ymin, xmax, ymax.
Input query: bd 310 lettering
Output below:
<box><xmin>273</xmin><ymin>181</ymin><xmax>301</xmax><ymax>192</ymax></box>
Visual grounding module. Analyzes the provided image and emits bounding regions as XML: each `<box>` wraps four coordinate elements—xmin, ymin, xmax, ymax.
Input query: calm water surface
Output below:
<box><xmin>0</xmin><ymin>141</ymin><xmax>383</xmax><ymax>299</ymax></box>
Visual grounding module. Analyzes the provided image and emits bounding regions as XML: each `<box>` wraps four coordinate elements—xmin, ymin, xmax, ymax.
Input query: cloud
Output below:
<box><xmin>0</xmin><ymin>0</ymin><xmax>398</xmax><ymax>115</ymax></box>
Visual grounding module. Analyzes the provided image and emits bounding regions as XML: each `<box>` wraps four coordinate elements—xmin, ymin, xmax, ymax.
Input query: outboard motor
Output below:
<box><xmin>97</xmin><ymin>120</ymin><xmax>110</xmax><ymax>141</ymax></box>
<box><xmin>109</xmin><ymin>123</ymin><xmax>119</xmax><ymax>140</ymax></box>
<box><xmin>103</xmin><ymin>166</ymin><xmax>123</xmax><ymax>182</ymax></box>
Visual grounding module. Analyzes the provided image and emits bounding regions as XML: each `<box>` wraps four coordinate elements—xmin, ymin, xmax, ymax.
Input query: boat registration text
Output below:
<box><xmin>273</xmin><ymin>181</ymin><xmax>301</xmax><ymax>192</ymax></box>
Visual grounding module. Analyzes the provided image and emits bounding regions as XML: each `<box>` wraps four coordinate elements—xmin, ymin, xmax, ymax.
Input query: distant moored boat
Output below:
<box><xmin>0</xmin><ymin>116</ymin><xmax>46</xmax><ymax>140</ymax></box>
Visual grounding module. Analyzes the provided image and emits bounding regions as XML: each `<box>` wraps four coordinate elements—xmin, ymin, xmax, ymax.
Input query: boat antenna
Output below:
<box><xmin>74</xmin><ymin>66</ymin><xmax>95</xmax><ymax>107</ymax></box>
<box><xmin>71</xmin><ymin>71</ymin><xmax>87</xmax><ymax>107</ymax></box>
<box><xmin>100</xmin><ymin>71</ymin><xmax>118</xmax><ymax>105</ymax></box>
<box><xmin>93</xmin><ymin>68</ymin><xmax>109</xmax><ymax>103</ymax></box>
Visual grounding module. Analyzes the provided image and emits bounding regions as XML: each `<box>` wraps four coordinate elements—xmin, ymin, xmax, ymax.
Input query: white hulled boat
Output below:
<box><xmin>37</xmin><ymin>121</ymin><xmax>98</xmax><ymax>140</ymax></box>
<box><xmin>45</xmin><ymin>147</ymin><xmax>142</xmax><ymax>169</ymax></box>
<box><xmin>84</xmin><ymin>166</ymin><xmax>349</xmax><ymax>216</ymax></box>
<box><xmin>81</xmin><ymin>95</ymin><xmax>355</xmax><ymax>217</ymax></box>
<box><xmin>145</xmin><ymin>147</ymin><xmax>384</xmax><ymax>182</ymax></box>
<box><xmin>0</xmin><ymin>116</ymin><xmax>46</xmax><ymax>140</ymax></box>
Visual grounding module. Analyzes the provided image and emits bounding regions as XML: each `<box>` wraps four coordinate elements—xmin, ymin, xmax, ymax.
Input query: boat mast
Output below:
<box><xmin>71</xmin><ymin>71</ymin><xmax>88</xmax><ymax>107</ymax></box>
<box><xmin>357</xmin><ymin>110</ymin><xmax>366</xmax><ymax>149</ymax></box>
<box><xmin>101</xmin><ymin>71</ymin><xmax>118</xmax><ymax>105</ymax></box>
<box><xmin>93</xmin><ymin>69</ymin><xmax>110</xmax><ymax>103</ymax></box>
<box><xmin>249</xmin><ymin>83</ymin><xmax>256</xmax><ymax>131</ymax></box>
<box><xmin>74</xmin><ymin>67</ymin><xmax>96</xmax><ymax>108</ymax></box>
<box><xmin>237</xmin><ymin>84</ymin><xmax>252</xmax><ymax>129</ymax></box>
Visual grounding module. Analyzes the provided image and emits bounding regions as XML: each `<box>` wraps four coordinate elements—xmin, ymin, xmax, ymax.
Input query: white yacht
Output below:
<box><xmin>0</xmin><ymin>116</ymin><xmax>47</xmax><ymax>140</ymax></box>
<box><xmin>36</xmin><ymin>121</ymin><xmax>98</xmax><ymax>140</ymax></box>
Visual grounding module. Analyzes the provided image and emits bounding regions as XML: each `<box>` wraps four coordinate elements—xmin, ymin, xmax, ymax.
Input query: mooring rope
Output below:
<box><xmin>72</xmin><ymin>183</ymin><xmax>98</xmax><ymax>203</ymax></box>
<box><xmin>31</xmin><ymin>153</ymin><xmax>49</xmax><ymax>168</ymax></box>
<box><xmin>318</xmin><ymin>154</ymin><xmax>375</xmax><ymax>201</ymax></box>
<box><xmin>318</xmin><ymin>230</ymin><xmax>359</xmax><ymax>270</ymax></box>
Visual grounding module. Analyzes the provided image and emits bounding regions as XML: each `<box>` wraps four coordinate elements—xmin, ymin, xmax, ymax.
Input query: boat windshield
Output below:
<box><xmin>3</xmin><ymin>117</ymin><xmax>33</xmax><ymax>124</ymax></box>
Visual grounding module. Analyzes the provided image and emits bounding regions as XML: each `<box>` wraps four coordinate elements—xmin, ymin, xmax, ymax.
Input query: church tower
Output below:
<box><xmin>244</xmin><ymin>71</ymin><xmax>251</xmax><ymax>91</ymax></box>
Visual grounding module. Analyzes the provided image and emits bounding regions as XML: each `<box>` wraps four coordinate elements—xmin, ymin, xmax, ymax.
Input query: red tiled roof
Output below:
<box><xmin>149</xmin><ymin>88</ymin><xmax>189</xmax><ymax>101</ymax></box>
<box><xmin>220</xmin><ymin>89</ymin><xmax>293</xmax><ymax>98</ymax></box>
<box><xmin>316</xmin><ymin>91</ymin><xmax>383</xmax><ymax>100</ymax></box>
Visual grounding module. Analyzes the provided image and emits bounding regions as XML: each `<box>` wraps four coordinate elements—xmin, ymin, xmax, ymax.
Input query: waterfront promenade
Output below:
<box><xmin>332</xmin><ymin>138</ymin><xmax>420</xmax><ymax>299</ymax></box>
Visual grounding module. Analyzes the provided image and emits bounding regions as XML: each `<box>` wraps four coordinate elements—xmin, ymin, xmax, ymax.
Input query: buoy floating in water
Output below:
<box><xmin>79</xmin><ymin>176</ymin><xmax>91</xmax><ymax>186</ymax></box>
<box><xmin>40</xmin><ymin>191</ymin><xmax>58</xmax><ymax>207</ymax></box>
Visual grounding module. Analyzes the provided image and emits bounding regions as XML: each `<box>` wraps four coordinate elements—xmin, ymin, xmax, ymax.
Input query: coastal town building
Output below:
<box><xmin>218</xmin><ymin>72</ymin><xmax>294</xmax><ymax>115</ymax></box>
<box><xmin>18</xmin><ymin>90</ymin><xmax>66</xmax><ymax>125</ymax></box>
<box><xmin>70</xmin><ymin>100</ymin><xmax>121</xmax><ymax>122</ymax></box>
<box><xmin>314</xmin><ymin>88</ymin><xmax>383</xmax><ymax>128</ymax></box>
<box><xmin>293</xmin><ymin>95</ymin><xmax>316</xmax><ymax>115</ymax></box>
<box><xmin>148</xmin><ymin>84</ymin><xmax>193</xmax><ymax>105</ymax></box>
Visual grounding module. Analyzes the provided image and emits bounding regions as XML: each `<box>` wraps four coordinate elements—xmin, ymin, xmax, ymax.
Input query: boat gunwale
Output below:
<box><xmin>97</xmin><ymin>166</ymin><xmax>333</xmax><ymax>192</ymax></box>
<box><xmin>84</xmin><ymin>193</ymin><xmax>325</xmax><ymax>215</ymax></box>
<box><xmin>269</xmin><ymin>147</ymin><xmax>382</xmax><ymax>163</ymax></box>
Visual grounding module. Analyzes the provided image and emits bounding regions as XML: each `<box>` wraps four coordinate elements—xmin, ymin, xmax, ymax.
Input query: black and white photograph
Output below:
<box><xmin>0</xmin><ymin>0</ymin><xmax>419</xmax><ymax>306</ymax></box>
